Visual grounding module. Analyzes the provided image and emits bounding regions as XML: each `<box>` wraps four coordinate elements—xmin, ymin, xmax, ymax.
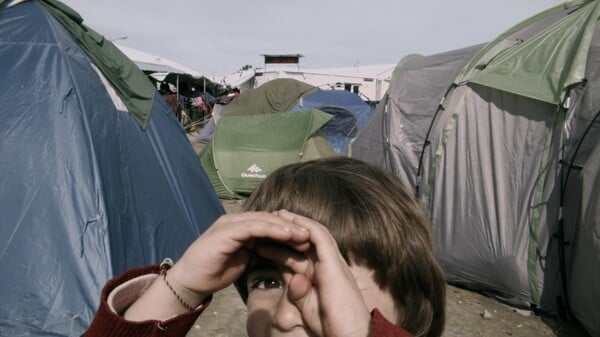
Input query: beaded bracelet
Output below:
<box><xmin>159</xmin><ymin>258</ymin><xmax>196</xmax><ymax>311</ymax></box>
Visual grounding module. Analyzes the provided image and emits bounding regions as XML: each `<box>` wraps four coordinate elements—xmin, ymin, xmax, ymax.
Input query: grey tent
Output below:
<box><xmin>351</xmin><ymin>1</ymin><xmax>600</xmax><ymax>336</ymax></box>
<box><xmin>0</xmin><ymin>1</ymin><xmax>224</xmax><ymax>336</ymax></box>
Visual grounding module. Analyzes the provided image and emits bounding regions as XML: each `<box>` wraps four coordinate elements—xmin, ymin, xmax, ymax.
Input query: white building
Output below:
<box><xmin>221</xmin><ymin>54</ymin><xmax>395</xmax><ymax>103</ymax></box>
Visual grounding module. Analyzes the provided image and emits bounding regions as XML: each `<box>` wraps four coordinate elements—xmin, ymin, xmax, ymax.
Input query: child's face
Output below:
<box><xmin>244</xmin><ymin>258</ymin><xmax>398</xmax><ymax>337</ymax></box>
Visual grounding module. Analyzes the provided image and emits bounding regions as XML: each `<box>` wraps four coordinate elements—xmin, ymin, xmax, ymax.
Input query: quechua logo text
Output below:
<box><xmin>241</xmin><ymin>164</ymin><xmax>267</xmax><ymax>178</ymax></box>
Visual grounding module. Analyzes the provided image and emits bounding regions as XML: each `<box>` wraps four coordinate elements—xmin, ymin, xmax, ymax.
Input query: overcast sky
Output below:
<box><xmin>60</xmin><ymin>0</ymin><xmax>563</xmax><ymax>77</ymax></box>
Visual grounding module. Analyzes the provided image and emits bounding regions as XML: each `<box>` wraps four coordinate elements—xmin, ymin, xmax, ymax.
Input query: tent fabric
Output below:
<box><xmin>198</xmin><ymin>140</ymin><xmax>242</xmax><ymax>199</ymax></box>
<box><xmin>0</xmin><ymin>2</ymin><xmax>224</xmax><ymax>336</ymax></box>
<box><xmin>559</xmin><ymin>23</ymin><xmax>600</xmax><ymax>336</ymax></box>
<box><xmin>203</xmin><ymin>109</ymin><xmax>335</xmax><ymax>197</ymax></box>
<box><xmin>291</xmin><ymin>90</ymin><xmax>373</xmax><ymax>153</ymax></box>
<box><xmin>455</xmin><ymin>3</ymin><xmax>570</xmax><ymax>84</ymax></box>
<box><xmin>565</xmin><ymin>139</ymin><xmax>600</xmax><ymax>337</ymax></box>
<box><xmin>221</xmin><ymin>78</ymin><xmax>317</xmax><ymax>116</ymax></box>
<box><xmin>468</xmin><ymin>0</ymin><xmax>600</xmax><ymax>105</ymax></box>
<box><xmin>40</xmin><ymin>0</ymin><xmax>156</xmax><ymax>129</ymax></box>
<box><xmin>350</xmin><ymin>2</ymin><xmax>600</xmax><ymax>336</ymax></box>
<box><xmin>426</xmin><ymin>84</ymin><xmax>560</xmax><ymax>305</ymax></box>
<box><xmin>350</xmin><ymin>44</ymin><xmax>483</xmax><ymax>186</ymax></box>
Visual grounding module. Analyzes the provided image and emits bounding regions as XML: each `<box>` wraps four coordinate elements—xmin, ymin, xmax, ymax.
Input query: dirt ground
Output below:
<box><xmin>185</xmin><ymin>199</ymin><xmax>590</xmax><ymax>337</ymax></box>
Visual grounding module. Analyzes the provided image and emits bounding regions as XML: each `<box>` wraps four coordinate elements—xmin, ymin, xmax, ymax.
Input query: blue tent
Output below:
<box><xmin>291</xmin><ymin>90</ymin><xmax>373</xmax><ymax>153</ymax></box>
<box><xmin>0</xmin><ymin>1</ymin><xmax>224</xmax><ymax>336</ymax></box>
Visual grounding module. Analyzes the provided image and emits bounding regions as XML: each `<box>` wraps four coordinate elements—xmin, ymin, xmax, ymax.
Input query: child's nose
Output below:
<box><xmin>272</xmin><ymin>292</ymin><xmax>303</xmax><ymax>331</ymax></box>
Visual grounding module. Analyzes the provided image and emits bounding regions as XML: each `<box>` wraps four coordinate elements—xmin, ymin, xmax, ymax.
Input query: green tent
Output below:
<box><xmin>220</xmin><ymin>78</ymin><xmax>317</xmax><ymax>117</ymax></box>
<box><xmin>200</xmin><ymin>109</ymin><xmax>335</xmax><ymax>198</ymax></box>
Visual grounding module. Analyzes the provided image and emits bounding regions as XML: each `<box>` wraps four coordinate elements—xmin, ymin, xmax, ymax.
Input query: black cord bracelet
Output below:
<box><xmin>159</xmin><ymin>258</ymin><xmax>196</xmax><ymax>311</ymax></box>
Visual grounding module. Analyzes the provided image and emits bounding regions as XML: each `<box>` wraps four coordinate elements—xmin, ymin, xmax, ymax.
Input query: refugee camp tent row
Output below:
<box><xmin>351</xmin><ymin>1</ymin><xmax>600</xmax><ymax>336</ymax></box>
<box><xmin>0</xmin><ymin>1</ymin><xmax>224</xmax><ymax>336</ymax></box>
<box><xmin>199</xmin><ymin>78</ymin><xmax>373</xmax><ymax>198</ymax></box>
<box><xmin>116</xmin><ymin>44</ymin><xmax>224</xmax><ymax>132</ymax></box>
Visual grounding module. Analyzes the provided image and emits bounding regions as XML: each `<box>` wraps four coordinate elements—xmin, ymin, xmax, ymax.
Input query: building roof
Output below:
<box><xmin>116</xmin><ymin>44</ymin><xmax>203</xmax><ymax>77</ymax></box>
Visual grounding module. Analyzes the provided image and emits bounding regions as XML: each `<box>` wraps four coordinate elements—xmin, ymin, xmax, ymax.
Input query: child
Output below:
<box><xmin>84</xmin><ymin>157</ymin><xmax>446</xmax><ymax>337</ymax></box>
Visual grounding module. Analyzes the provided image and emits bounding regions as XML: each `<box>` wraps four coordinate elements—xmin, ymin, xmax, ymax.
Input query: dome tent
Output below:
<box><xmin>0</xmin><ymin>1</ymin><xmax>224</xmax><ymax>336</ymax></box>
<box><xmin>199</xmin><ymin>79</ymin><xmax>372</xmax><ymax>199</ymax></box>
<box><xmin>200</xmin><ymin>109</ymin><xmax>336</xmax><ymax>199</ymax></box>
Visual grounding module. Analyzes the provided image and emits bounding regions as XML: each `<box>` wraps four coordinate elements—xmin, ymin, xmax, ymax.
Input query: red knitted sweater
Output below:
<box><xmin>84</xmin><ymin>265</ymin><xmax>413</xmax><ymax>337</ymax></box>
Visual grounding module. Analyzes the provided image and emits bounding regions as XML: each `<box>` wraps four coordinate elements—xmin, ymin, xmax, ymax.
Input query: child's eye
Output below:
<box><xmin>249</xmin><ymin>278</ymin><xmax>283</xmax><ymax>290</ymax></box>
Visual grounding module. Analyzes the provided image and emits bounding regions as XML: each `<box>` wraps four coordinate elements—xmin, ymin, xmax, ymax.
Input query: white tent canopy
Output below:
<box><xmin>116</xmin><ymin>44</ymin><xmax>203</xmax><ymax>77</ymax></box>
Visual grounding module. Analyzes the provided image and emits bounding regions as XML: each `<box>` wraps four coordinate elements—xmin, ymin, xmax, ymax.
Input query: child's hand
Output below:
<box><xmin>168</xmin><ymin>212</ymin><xmax>311</xmax><ymax>305</ymax></box>
<box><xmin>260</xmin><ymin>210</ymin><xmax>372</xmax><ymax>337</ymax></box>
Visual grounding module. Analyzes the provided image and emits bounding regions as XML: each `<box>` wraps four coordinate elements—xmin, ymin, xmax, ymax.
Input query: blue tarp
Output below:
<box><xmin>0</xmin><ymin>2</ymin><xmax>224</xmax><ymax>336</ymax></box>
<box><xmin>291</xmin><ymin>90</ymin><xmax>373</xmax><ymax>153</ymax></box>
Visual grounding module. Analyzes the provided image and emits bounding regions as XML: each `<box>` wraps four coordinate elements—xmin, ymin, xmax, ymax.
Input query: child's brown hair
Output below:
<box><xmin>236</xmin><ymin>156</ymin><xmax>446</xmax><ymax>337</ymax></box>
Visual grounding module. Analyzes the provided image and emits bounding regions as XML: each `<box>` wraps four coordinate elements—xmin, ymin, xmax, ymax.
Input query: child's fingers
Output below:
<box><xmin>173</xmin><ymin>213</ymin><xmax>310</xmax><ymax>296</ymax></box>
<box><xmin>287</xmin><ymin>273</ymin><xmax>313</xmax><ymax>302</ymax></box>
<box><xmin>275</xmin><ymin>210</ymin><xmax>359</xmax><ymax>298</ymax></box>
<box><xmin>286</xmin><ymin>273</ymin><xmax>325</xmax><ymax>337</ymax></box>
<box><xmin>254</xmin><ymin>244</ymin><xmax>315</xmax><ymax>279</ymax></box>
<box><xmin>273</xmin><ymin>210</ymin><xmax>372</xmax><ymax>337</ymax></box>
<box><xmin>276</xmin><ymin>210</ymin><xmax>345</xmax><ymax>265</ymax></box>
<box><xmin>212</xmin><ymin>212</ymin><xmax>310</xmax><ymax>251</ymax></box>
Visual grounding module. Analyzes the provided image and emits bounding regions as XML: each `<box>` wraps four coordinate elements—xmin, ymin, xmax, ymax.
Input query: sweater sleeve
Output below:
<box><xmin>371</xmin><ymin>309</ymin><xmax>414</xmax><ymax>337</ymax></box>
<box><xmin>84</xmin><ymin>265</ymin><xmax>211</xmax><ymax>337</ymax></box>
